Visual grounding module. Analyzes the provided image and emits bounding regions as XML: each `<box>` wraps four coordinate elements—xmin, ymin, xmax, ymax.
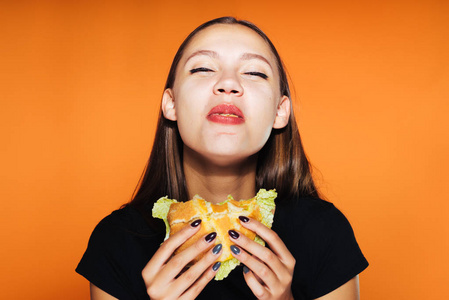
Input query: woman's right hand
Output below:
<box><xmin>142</xmin><ymin>220</ymin><xmax>222</xmax><ymax>299</ymax></box>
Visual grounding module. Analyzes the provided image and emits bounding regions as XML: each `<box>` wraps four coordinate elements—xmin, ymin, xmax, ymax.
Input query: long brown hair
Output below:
<box><xmin>128</xmin><ymin>17</ymin><xmax>319</xmax><ymax>224</ymax></box>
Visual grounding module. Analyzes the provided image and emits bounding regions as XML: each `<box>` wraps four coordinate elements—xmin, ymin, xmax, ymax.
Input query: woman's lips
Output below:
<box><xmin>207</xmin><ymin>104</ymin><xmax>245</xmax><ymax>125</ymax></box>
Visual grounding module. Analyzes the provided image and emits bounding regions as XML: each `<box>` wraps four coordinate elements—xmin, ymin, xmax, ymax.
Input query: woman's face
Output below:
<box><xmin>162</xmin><ymin>24</ymin><xmax>290</xmax><ymax>166</ymax></box>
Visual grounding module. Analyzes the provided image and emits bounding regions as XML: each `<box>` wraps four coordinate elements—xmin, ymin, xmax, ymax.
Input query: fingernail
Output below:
<box><xmin>228</xmin><ymin>230</ymin><xmax>240</xmax><ymax>239</ymax></box>
<box><xmin>230</xmin><ymin>245</ymin><xmax>240</xmax><ymax>255</ymax></box>
<box><xmin>205</xmin><ymin>232</ymin><xmax>217</xmax><ymax>243</ymax></box>
<box><xmin>243</xmin><ymin>265</ymin><xmax>250</xmax><ymax>274</ymax></box>
<box><xmin>239</xmin><ymin>216</ymin><xmax>249</xmax><ymax>223</ymax></box>
<box><xmin>191</xmin><ymin>219</ymin><xmax>202</xmax><ymax>227</ymax></box>
<box><xmin>212</xmin><ymin>244</ymin><xmax>222</xmax><ymax>255</ymax></box>
<box><xmin>212</xmin><ymin>261</ymin><xmax>221</xmax><ymax>272</ymax></box>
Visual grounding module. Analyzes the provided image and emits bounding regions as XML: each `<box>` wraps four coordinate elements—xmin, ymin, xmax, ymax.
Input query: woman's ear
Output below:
<box><xmin>162</xmin><ymin>88</ymin><xmax>177</xmax><ymax>121</ymax></box>
<box><xmin>273</xmin><ymin>95</ymin><xmax>291</xmax><ymax>129</ymax></box>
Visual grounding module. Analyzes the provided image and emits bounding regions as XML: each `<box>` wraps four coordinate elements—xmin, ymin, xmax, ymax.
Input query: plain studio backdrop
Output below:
<box><xmin>0</xmin><ymin>0</ymin><xmax>448</xmax><ymax>299</ymax></box>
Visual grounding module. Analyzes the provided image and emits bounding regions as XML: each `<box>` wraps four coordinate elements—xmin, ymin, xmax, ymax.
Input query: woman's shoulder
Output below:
<box><xmin>274</xmin><ymin>196</ymin><xmax>368</xmax><ymax>298</ymax></box>
<box><xmin>88</xmin><ymin>205</ymin><xmax>164</xmax><ymax>246</ymax></box>
<box><xmin>93</xmin><ymin>205</ymin><xmax>147</xmax><ymax>232</ymax></box>
<box><xmin>274</xmin><ymin>196</ymin><xmax>346</xmax><ymax>232</ymax></box>
<box><xmin>76</xmin><ymin>205</ymin><xmax>164</xmax><ymax>299</ymax></box>
<box><xmin>273</xmin><ymin>195</ymin><xmax>367</xmax><ymax>269</ymax></box>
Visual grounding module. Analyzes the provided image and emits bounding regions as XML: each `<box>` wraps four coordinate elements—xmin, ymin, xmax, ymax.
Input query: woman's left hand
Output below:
<box><xmin>228</xmin><ymin>216</ymin><xmax>296</xmax><ymax>300</ymax></box>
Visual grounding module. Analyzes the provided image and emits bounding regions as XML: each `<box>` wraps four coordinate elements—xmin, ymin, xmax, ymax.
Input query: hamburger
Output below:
<box><xmin>152</xmin><ymin>189</ymin><xmax>277</xmax><ymax>280</ymax></box>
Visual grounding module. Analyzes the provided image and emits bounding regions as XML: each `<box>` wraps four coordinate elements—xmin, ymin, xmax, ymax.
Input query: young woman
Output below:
<box><xmin>77</xmin><ymin>17</ymin><xmax>368</xmax><ymax>300</ymax></box>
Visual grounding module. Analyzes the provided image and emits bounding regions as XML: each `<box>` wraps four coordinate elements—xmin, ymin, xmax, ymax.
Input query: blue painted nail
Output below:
<box><xmin>212</xmin><ymin>261</ymin><xmax>221</xmax><ymax>272</ymax></box>
<box><xmin>230</xmin><ymin>245</ymin><xmax>240</xmax><ymax>255</ymax></box>
<box><xmin>212</xmin><ymin>244</ymin><xmax>222</xmax><ymax>255</ymax></box>
<box><xmin>243</xmin><ymin>265</ymin><xmax>250</xmax><ymax>274</ymax></box>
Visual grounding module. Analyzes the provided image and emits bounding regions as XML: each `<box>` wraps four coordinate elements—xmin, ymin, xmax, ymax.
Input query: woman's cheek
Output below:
<box><xmin>247</xmin><ymin>91</ymin><xmax>278</xmax><ymax>125</ymax></box>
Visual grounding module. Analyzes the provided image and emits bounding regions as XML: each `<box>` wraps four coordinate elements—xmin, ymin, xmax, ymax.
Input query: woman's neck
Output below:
<box><xmin>182</xmin><ymin>147</ymin><xmax>257</xmax><ymax>204</ymax></box>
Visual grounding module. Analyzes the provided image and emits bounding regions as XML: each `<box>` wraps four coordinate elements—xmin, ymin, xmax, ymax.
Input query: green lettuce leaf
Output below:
<box><xmin>152</xmin><ymin>196</ymin><xmax>178</xmax><ymax>240</ymax></box>
<box><xmin>215</xmin><ymin>258</ymin><xmax>241</xmax><ymax>280</ymax></box>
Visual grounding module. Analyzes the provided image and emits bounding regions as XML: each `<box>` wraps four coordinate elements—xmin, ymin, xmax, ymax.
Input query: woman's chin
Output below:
<box><xmin>203</xmin><ymin>153</ymin><xmax>254</xmax><ymax>168</ymax></box>
<box><xmin>184</xmin><ymin>147</ymin><xmax>257</xmax><ymax>169</ymax></box>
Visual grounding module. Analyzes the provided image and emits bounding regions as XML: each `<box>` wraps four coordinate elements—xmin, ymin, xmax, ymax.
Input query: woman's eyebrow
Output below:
<box><xmin>185</xmin><ymin>50</ymin><xmax>219</xmax><ymax>63</ymax></box>
<box><xmin>240</xmin><ymin>53</ymin><xmax>272</xmax><ymax>69</ymax></box>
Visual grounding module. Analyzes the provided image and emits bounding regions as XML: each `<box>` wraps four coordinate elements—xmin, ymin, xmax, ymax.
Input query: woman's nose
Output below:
<box><xmin>213</xmin><ymin>73</ymin><xmax>243</xmax><ymax>96</ymax></box>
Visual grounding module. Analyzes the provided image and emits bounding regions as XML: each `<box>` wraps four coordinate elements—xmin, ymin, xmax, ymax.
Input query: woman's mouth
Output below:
<box><xmin>207</xmin><ymin>104</ymin><xmax>245</xmax><ymax>125</ymax></box>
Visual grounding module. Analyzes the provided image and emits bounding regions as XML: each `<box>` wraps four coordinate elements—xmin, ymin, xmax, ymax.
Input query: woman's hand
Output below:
<box><xmin>142</xmin><ymin>220</ymin><xmax>223</xmax><ymax>300</ymax></box>
<box><xmin>228</xmin><ymin>216</ymin><xmax>296</xmax><ymax>300</ymax></box>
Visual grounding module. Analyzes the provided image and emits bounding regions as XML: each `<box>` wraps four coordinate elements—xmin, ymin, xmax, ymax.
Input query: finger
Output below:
<box><xmin>243</xmin><ymin>266</ymin><xmax>269</xmax><ymax>299</ymax></box>
<box><xmin>162</xmin><ymin>231</ymin><xmax>217</xmax><ymax>280</ymax></box>
<box><xmin>251</xmin><ymin>257</ymin><xmax>268</xmax><ymax>284</ymax></box>
<box><xmin>239</xmin><ymin>217</ymin><xmax>295</xmax><ymax>268</ymax></box>
<box><xmin>229</xmin><ymin>244</ymin><xmax>278</xmax><ymax>288</ymax></box>
<box><xmin>175</xmin><ymin>243</ymin><xmax>223</xmax><ymax>297</ymax></box>
<box><xmin>228</xmin><ymin>229</ymin><xmax>286</xmax><ymax>279</ymax></box>
<box><xmin>142</xmin><ymin>219</ymin><xmax>202</xmax><ymax>280</ymax></box>
<box><xmin>180</xmin><ymin>260</ymin><xmax>222</xmax><ymax>300</ymax></box>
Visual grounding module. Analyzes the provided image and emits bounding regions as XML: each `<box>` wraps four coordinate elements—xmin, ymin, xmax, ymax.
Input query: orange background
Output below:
<box><xmin>1</xmin><ymin>0</ymin><xmax>448</xmax><ymax>299</ymax></box>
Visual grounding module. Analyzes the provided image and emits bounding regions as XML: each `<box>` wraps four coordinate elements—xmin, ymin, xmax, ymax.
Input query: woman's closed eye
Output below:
<box><xmin>244</xmin><ymin>71</ymin><xmax>268</xmax><ymax>79</ymax></box>
<box><xmin>190</xmin><ymin>67</ymin><xmax>214</xmax><ymax>74</ymax></box>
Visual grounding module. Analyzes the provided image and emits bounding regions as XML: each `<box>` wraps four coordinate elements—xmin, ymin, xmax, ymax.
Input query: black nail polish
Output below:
<box><xmin>239</xmin><ymin>216</ymin><xmax>249</xmax><ymax>223</ymax></box>
<box><xmin>191</xmin><ymin>219</ymin><xmax>202</xmax><ymax>227</ymax></box>
<box><xmin>243</xmin><ymin>265</ymin><xmax>250</xmax><ymax>274</ymax></box>
<box><xmin>228</xmin><ymin>230</ymin><xmax>240</xmax><ymax>239</ymax></box>
<box><xmin>230</xmin><ymin>245</ymin><xmax>240</xmax><ymax>255</ymax></box>
<box><xmin>212</xmin><ymin>261</ymin><xmax>221</xmax><ymax>272</ymax></box>
<box><xmin>212</xmin><ymin>243</ymin><xmax>222</xmax><ymax>255</ymax></box>
<box><xmin>205</xmin><ymin>232</ymin><xmax>217</xmax><ymax>243</ymax></box>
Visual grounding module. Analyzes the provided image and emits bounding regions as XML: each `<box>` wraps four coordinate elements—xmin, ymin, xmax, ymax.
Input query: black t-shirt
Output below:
<box><xmin>76</xmin><ymin>197</ymin><xmax>368</xmax><ymax>299</ymax></box>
